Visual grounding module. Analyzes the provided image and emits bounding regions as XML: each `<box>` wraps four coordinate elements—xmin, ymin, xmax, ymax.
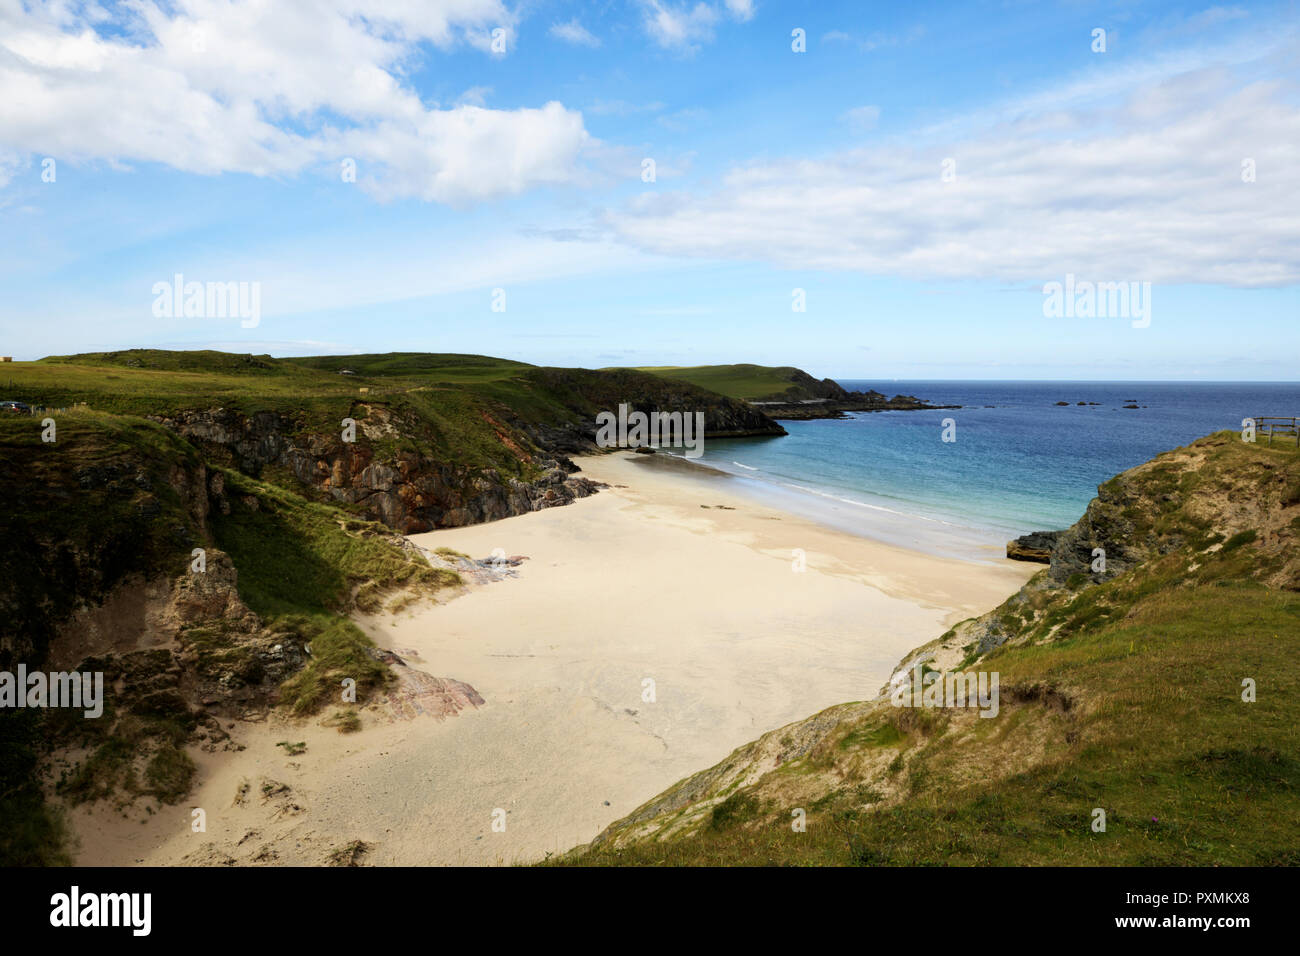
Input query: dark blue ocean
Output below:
<box><xmin>687</xmin><ymin>382</ymin><xmax>1300</xmax><ymax>560</ymax></box>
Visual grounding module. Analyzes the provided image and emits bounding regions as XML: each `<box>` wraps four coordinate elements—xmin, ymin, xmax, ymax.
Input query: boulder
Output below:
<box><xmin>1007</xmin><ymin>530</ymin><xmax>1061</xmax><ymax>563</ymax></box>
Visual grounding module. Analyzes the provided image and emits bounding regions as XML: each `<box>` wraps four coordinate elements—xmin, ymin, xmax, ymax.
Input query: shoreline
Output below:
<box><xmin>68</xmin><ymin>452</ymin><xmax>1035</xmax><ymax>866</ymax></box>
<box><xmin>640</xmin><ymin>447</ymin><xmax>1014</xmax><ymax>564</ymax></box>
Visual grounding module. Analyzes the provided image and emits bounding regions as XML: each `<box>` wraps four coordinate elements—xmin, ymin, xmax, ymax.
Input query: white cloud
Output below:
<box><xmin>550</xmin><ymin>19</ymin><xmax>601</xmax><ymax>47</ymax></box>
<box><xmin>607</xmin><ymin>69</ymin><xmax>1300</xmax><ymax>287</ymax></box>
<box><xmin>638</xmin><ymin>1</ymin><xmax>756</xmax><ymax>51</ymax></box>
<box><xmin>456</xmin><ymin>86</ymin><xmax>493</xmax><ymax>107</ymax></box>
<box><xmin>0</xmin><ymin>1</ymin><xmax>591</xmax><ymax>203</ymax></box>
<box><xmin>641</xmin><ymin>1</ymin><xmax>720</xmax><ymax>51</ymax></box>
<box><xmin>724</xmin><ymin>0</ymin><xmax>756</xmax><ymax>21</ymax></box>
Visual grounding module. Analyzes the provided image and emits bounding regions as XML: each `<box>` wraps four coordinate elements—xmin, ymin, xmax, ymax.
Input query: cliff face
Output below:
<box><xmin>147</xmin><ymin>366</ymin><xmax>784</xmax><ymax>534</ymax></box>
<box><xmin>150</xmin><ymin>406</ymin><xmax>601</xmax><ymax>534</ymax></box>
<box><xmin>0</xmin><ymin>411</ymin><xmax>345</xmax><ymax>709</ymax></box>
<box><xmin>748</xmin><ymin>367</ymin><xmax>851</xmax><ymax>402</ymax></box>
<box><xmin>1</xmin><ymin>404</ymin><xmax>480</xmax><ymax>863</ymax></box>
<box><xmin>0</xmin><ymin>415</ymin><xmax>306</xmax><ymax>862</ymax></box>
<box><xmin>0</xmin><ymin>418</ymin><xmax>211</xmax><ymax>670</ymax></box>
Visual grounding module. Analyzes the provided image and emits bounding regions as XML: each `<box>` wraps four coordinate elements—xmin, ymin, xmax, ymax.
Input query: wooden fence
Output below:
<box><xmin>1251</xmin><ymin>416</ymin><xmax>1300</xmax><ymax>447</ymax></box>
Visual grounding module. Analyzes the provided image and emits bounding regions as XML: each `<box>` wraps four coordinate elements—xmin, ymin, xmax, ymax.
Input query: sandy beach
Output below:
<box><xmin>70</xmin><ymin>452</ymin><xmax>1035</xmax><ymax>866</ymax></box>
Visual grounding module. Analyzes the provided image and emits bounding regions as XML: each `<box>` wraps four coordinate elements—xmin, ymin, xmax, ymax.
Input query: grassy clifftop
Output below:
<box><xmin>9</xmin><ymin>350</ymin><xmax>784</xmax><ymax>472</ymax></box>
<box><xmin>630</xmin><ymin>363</ymin><xmax>851</xmax><ymax>403</ymax></box>
<box><xmin>564</xmin><ymin>431</ymin><xmax>1300</xmax><ymax>866</ymax></box>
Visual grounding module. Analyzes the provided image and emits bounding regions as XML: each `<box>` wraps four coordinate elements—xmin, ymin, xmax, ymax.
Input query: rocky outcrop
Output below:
<box><xmin>981</xmin><ymin>432</ymin><xmax>1299</xmax><ymax>657</ymax></box>
<box><xmin>368</xmin><ymin>648</ymin><xmax>485</xmax><ymax>722</ymax></box>
<box><xmin>1006</xmin><ymin>531</ymin><xmax>1060</xmax><ymax>563</ymax></box>
<box><xmin>751</xmin><ymin>391</ymin><xmax>961</xmax><ymax>421</ymax></box>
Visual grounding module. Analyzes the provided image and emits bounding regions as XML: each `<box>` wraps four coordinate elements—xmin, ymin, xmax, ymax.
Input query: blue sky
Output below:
<box><xmin>1</xmin><ymin>0</ymin><xmax>1297</xmax><ymax>379</ymax></box>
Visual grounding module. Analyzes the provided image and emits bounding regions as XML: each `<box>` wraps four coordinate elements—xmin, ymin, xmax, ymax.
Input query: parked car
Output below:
<box><xmin>0</xmin><ymin>400</ymin><xmax>32</xmax><ymax>414</ymax></box>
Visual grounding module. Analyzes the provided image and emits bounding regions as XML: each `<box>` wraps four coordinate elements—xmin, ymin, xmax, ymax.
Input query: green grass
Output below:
<box><xmin>3</xmin><ymin>351</ymin><xmax>780</xmax><ymax>488</ymax></box>
<box><xmin>274</xmin><ymin>616</ymin><xmax>392</xmax><ymax>716</ymax></box>
<box><xmin>627</xmin><ymin>363</ymin><xmax>832</xmax><ymax>402</ymax></box>
<box><xmin>709</xmin><ymin>792</ymin><xmax>762</xmax><ymax>831</ymax></box>
<box><xmin>208</xmin><ymin>467</ymin><xmax>460</xmax><ymax>715</ymax></box>
<box><xmin>325</xmin><ymin>709</ymin><xmax>363</xmax><ymax>734</ymax></box>
<box><xmin>280</xmin><ymin>351</ymin><xmax>532</xmax><ymax>382</ymax></box>
<box><xmin>2</xmin><ymin>352</ymin><xmax>539</xmax><ymax>471</ymax></box>
<box><xmin>1221</xmin><ymin>528</ymin><xmax>1258</xmax><ymax>551</ymax></box>
<box><xmin>210</xmin><ymin>468</ymin><xmax>459</xmax><ymax>617</ymax></box>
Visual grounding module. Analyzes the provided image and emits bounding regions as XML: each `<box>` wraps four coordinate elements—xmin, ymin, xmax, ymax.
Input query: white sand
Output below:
<box><xmin>71</xmin><ymin>452</ymin><xmax>1034</xmax><ymax>866</ymax></box>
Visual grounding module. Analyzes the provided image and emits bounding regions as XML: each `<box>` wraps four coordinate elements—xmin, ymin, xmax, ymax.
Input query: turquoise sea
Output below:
<box><xmin>675</xmin><ymin>381</ymin><xmax>1300</xmax><ymax>561</ymax></box>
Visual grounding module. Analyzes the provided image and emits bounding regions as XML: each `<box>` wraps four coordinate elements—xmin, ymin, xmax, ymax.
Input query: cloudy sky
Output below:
<box><xmin>1</xmin><ymin>0</ymin><xmax>1297</xmax><ymax>379</ymax></box>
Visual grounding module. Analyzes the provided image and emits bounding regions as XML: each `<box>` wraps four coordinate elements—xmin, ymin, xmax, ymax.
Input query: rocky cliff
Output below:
<box><xmin>150</xmin><ymin>405</ymin><xmax>603</xmax><ymax>534</ymax></box>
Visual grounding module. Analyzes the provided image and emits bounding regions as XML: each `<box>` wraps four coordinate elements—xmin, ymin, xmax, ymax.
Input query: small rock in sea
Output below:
<box><xmin>1124</xmin><ymin>404</ymin><xmax>1139</xmax><ymax>409</ymax></box>
<box><xmin>1055</xmin><ymin>401</ymin><xmax>1069</xmax><ymax>406</ymax></box>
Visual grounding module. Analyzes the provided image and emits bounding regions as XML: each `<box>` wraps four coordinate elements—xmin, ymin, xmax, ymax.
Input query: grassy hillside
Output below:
<box><xmin>563</xmin><ymin>431</ymin><xmax>1300</xmax><ymax>866</ymax></box>
<box><xmin>5</xmin><ymin>350</ymin><xmax>782</xmax><ymax>476</ymax></box>
<box><xmin>280</xmin><ymin>351</ymin><xmax>532</xmax><ymax>381</ymax></box>
<box><xmin>630</xmin><ymin>364</ymin><xmax>847</xmax><ymax>403</ymax></box>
